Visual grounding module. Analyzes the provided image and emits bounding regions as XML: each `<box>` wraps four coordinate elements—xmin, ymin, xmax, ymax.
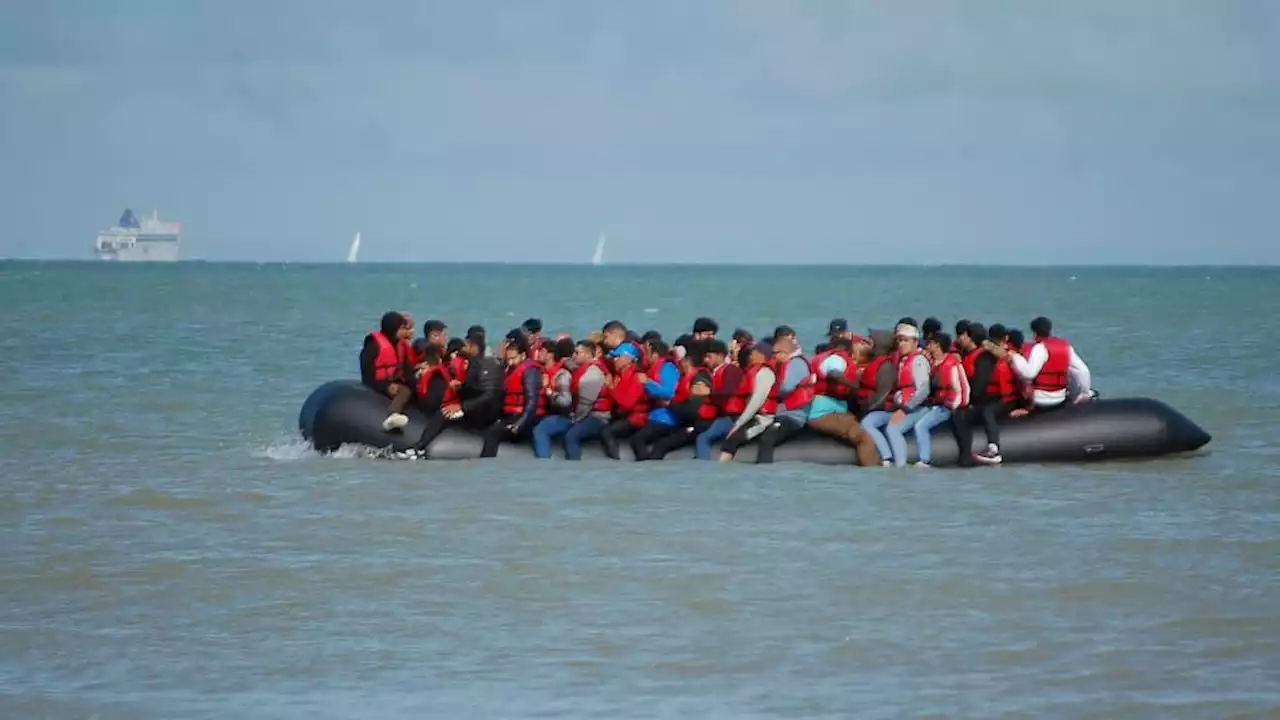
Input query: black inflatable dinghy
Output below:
<box><xmin>299</xmin><ymin>380</ymin><xmax>1211</xmax><ymax>465</ymax></box>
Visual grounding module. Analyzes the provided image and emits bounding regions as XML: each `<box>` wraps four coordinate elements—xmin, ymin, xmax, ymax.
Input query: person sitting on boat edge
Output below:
<box><xmin>597</xmin><ymin>341</ymin><xmax>650</xmax><ymax>459</ymax></box>
<box><xmin>547</xmin><ymin>339</ymin><xmax>613</xmax><ymax>460</ymax></box>
<box><xmin>529</xmin><ymin>338</ymin><xmax>583</xmax><ymax>458</ymax></box>
<box><xmin>860</xmin><ymin>323</ymin><xmax>932</xmax><ymax>467</ymax></box>
<box><xmin>445</xmin><ymin>330</ymin><xmax>503</xmax><ymax>430</ymax></box>
<box><xmin>479</xmin><ymin>334</ymin><xmax>545</xmax><ymax>457</ymax></box>
<box><xmin>806</xmin><ymin>336</ymin><xmax>880</xmax><ymax>467</ymax></box>
<box><xmin>904</xmin><ymin>332</ymin><xmax>970</xmax><ymax>467</ymax></box>
<box><xmin>693</xmin><ymin>340</ymin><xmax>746</xmax><ymax>459</ymax></box>
<box><xmin>644</xmin><ymin>342</ymin><xmax>716</xmax><ymax>460</ymax></box>
<box><xmin>999</xmin><ymin>316</ymin><xmax>1093</xmax><ymax>411</ymax></box>
<box><xmin>718</xmin><ymin>341</ymin><xmax>778</xmax><ymax>462</ymax></box>
<box><xmin>749</xmin><ymin>327</ymin><xmax>816</xmax><ymax>464</ymax></box>
<box><xmin>360</xmin><ymin>310</ymin><xmax>415</xmax><ymax>432</ymax></box>
<box><xmin>628</xmin><ymin>341</ymin><xmax>684</xmax><ymax>461</ymax></box>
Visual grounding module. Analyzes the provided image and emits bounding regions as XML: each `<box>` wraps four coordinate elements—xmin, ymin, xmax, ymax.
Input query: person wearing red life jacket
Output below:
<box><xmin>955</xmin><ymin>323</ymin><xmax>1021</xmax><ymax>465</ymax></box>
<box><xmin>718</xmin><ymin>341</ymin><xmax>780</xmax><ymax>462</ymax></box>
<box><xmin>805</xmin><ymin>336</ymin><xmax>880</xmax><ymax>467</ymax></box>
<box><xmin>596</xmin><ymin>341</ymin><xmax>649</xmax><ymax>460</ymax></box>
<box><xmin>401</xmin><ymin>344</ymin><xmax>461</xmax><ymax>457</ymax></box>
<box><xmin>643</xmin><ymin>341</ymin><xmax>720</xmax><ymax>460</ymax></box>
<box><xmin>860</xmin><ymin>323</ymin><xmax>933</xmax><ymax>467</ymax></box>
<box><xmin>547</xmin><ymin>339</ymin><xmax>615</xmax><ymax>460</ymax></box>
<box><xmin>853</xmin><ymin>331</ymin><xmax>900</xmax><ymax>417</ymax></box>
<box><xmin>1004</xmin><ymin>316</ymin><xmax>1093</xmax><ymax>411</ymax></box>
<box><xmin>896</xmin><ymin>332</ymin><xmax>970</xmax><ymax>467</ymax></box>
<box><xmin>478</xmin><ymin>334</ymin><xmax>545</xmax><ymax>458</ymax></box>
<box><xmin>530</xmin><ymin>338</ymin><xmax>587</xmax><ymax>458</ymax></box>
<box><xmin>739</xmin><ymin>326</ymin><xmax>816</xmax><ymax>464</ymax></box>
<box><xmin>692</xmin><ymin>340</ymin><xmax>747</xmax><ymax>459</ymax></box>
<box><xmin>626</xmin><ymin>340</ymin><xmax>686</xmax><ymax>461</ymax></box>
<box><xmin>359</xmin><ymin>311</ymin><xmax>415</xmax><ymax>432</ymax></box>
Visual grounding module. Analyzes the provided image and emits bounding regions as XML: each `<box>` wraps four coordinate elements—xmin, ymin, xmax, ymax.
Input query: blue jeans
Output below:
<box><xmin>860</xmin><ymin>411</ymin><xmax>893</xmax><ymax>462</ymax></box>
<box><xmin>694</xmin><ymin>416</ymin><xmax>735</xmax><ymax>459</ymax></box>
<box><xmin>532</xmin><ymin>415</ymin><xmax>573</xmax><ymax>458</ymax></box>
<box><xmin>561</xmin><ymin>415</ymin><xmax>607</xmax><ymax>460</ymax></box>
<box><xmin>862</xmin><ymin>407</ymin><xmax>931</xmax><ymax>466</ymax></box>
<box><xmin>908</xmin><ymin>406</ymin><xmax>952</xmax><ymax>464</ymax></box>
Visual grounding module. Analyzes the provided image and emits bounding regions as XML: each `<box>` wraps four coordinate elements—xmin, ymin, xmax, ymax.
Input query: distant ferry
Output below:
<box><xmin>94</xmin><ymin>208</ymin><xmax>181</xmax><ymax>262</ymax></box>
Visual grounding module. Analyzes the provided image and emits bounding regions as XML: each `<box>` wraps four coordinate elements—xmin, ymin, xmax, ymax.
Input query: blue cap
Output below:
<box><xmin>608</xmin><ymin>343</ymin><xmax>640</xmax><ymax>360</ymax></box>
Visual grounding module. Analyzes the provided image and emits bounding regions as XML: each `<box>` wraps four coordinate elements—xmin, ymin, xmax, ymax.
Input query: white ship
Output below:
<box><xmin>94</xmin><ymin>208</ymin><xmax>181</xmax><ymax>261</ymax></box>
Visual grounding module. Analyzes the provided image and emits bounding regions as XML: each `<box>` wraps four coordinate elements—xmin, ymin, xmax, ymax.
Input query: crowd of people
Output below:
<box><xmin>359</xmin><ymin>313</ymin><xmax>1093</xmax><ymax>467</ymax></box>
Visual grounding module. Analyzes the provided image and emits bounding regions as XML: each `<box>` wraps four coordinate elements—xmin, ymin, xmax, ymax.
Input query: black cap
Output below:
<box><xmin>521</xmin><ymin>317</ymin><xmax>542</xmax><ymax>333</ymax></box>
<box><xmin>505</xmin><ymin>327</ymin><xmax>526</xmax><ymax>342</ymax></box>
<box><xmin>692</xmin><ymin>317</ymin><xmax>718</xmax><ymax>334</ymax></box>
<box><xmin>828</xmin><ymin>318</ymin><xmax>848</xmax><ymax>335</ymax></box>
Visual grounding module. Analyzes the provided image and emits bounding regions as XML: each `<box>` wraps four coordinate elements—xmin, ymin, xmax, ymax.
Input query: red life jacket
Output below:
<box><xmin>962</xmin><ymin>348</ymin><xmax>982</xmax><ymax>379</ymax></box>
<box><xmin>929</xmin><ymin>353</ymin><xmax>969</xmax><ymax>410</ymax></box>
<box><xmin>890</xmin><ymin>350</ymin><xmax>924</xmax><ymax>408</ymax></box>
<box><xmin>986</xmin><ymin>360</ymin><xmax>1017</xmax><ymax>405</ymax></box>
<box><xmin>811</xmin><ymin>349</ymin><xmax>854</xmax><ymax>398</ymax></box>
<box><xmin>744</xmin><ymin>362</ymin><xmax>778</xmax><ymax>415</ymax></box>
<box><xmin>448</xmin><ymin>355</ymin><xmax>468</xmax><ymax>384</ymax></box>
<box><xmin>1031</xmin><ymin>336</ymin><xmax>1071</xmax><ymax>393</ymax></box>
<box><xmin>854</xmin><ymin>354</ymin><xmax>893</xmax><ymax>407</ymax></box>
<box><xmin>415</xmin><ymin>364</ymin><xmax>459</xmax><ymax>408</ymax></box>
<box><xmin>699</xmin><ymin>363</ymin><xmax>748</xmax><ymax>420</ymax></box>
<box><xmin>672</xmin><ymin>367</ymin><xmax>698</xmax><ymax>404</ymax></box>
<box><xmin>609</xmin><ymin>365</ymin><xmax>650</xmax><ymax>428</ymax></box>
<box><xmin>645</xmin><ymin>358</ymin><xmax>672</xmax><ymax>407</ymax></box>
<box><xmin>570</xmin><ymin>359</ymin><xmax>612</xmax><ymax>414</ymax></box>
<box><xmin>371</xmin><ymin>331</ymin><xmax>408</xmax><ymax>383</ymax></box>
<box><xmin>771</xmin><ymin>354</ymin><xmax>816</xmax><ymax>411</ymax></box>
<box><xmin>501</xmin><ymin>358</ymin><xmax>545</xmax><ymax>417</ymax></box>
<box><xmin>541</xmin><ymin>361</ymin><xmax>566</xmax><ymax>415</ymax></box>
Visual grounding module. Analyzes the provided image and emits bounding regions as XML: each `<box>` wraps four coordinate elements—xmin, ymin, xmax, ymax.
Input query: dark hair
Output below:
<box><xmin>1007</xmin><ymin>329</ymin><xmax>1025</xmax><ymax>350</ymax></box>
<box><xmin>967</xmin><ymin>322</ymin><xmax>987</xmax><ymax>345</ymax></box>
<box><xmin>648</xmin><ymin>339</ymin><xmax>669</xmax><ymax>357</ymax></box>
<box><xmin>445</xmin><ymin>337</ymin><xmax>465</xmax><ymax>355</ymax></box>
<box><xmin>602</xmin><ymin>320</ymin><xmax>626</xmax><ymax>333</ymax></box>
<box><xmin>772</xmin><ymin>325</ymin><xmax>796</xmax><ymax>341</ymax></box>
<box><xmin>553</xmin><ymin>337</ymin><xmax>575</xmax><ymax>360</ymax></box>
<box><xmin>813</xmin><ymin>341</ymin><xmax>832</xmax><ymax>355</ymax></box>
<box><xmin>640</xmin><ymin>329</ymin><xmax>663</xmax><ymax>344</ymax></box>
<box><xmin>736</xmin><ymin>345</ymin><xmax>754</xmax><ymax>367</ymax></box>
<box><xmin>466</xmin><ymin>324</ymin><xmax>485</xmax><ymax>336</ymax></box>
<box><xmin>421</xmin><ymin>344</ymin><xmax>442</xmax><ymax>364</ymax></box>
<box><xmin>955</xmin><ymin>319</ymin><xmax>972</xmax><ymax>337</ymax></box>
<box><xmin>896</xmin><ymin>317</ymin><xmax>918</xmax><ymax>328</ymax></box>
<box><xmin>705</xmin><ymin>339</ymin><xmax>729</xmax><ymax>355</ymax></box>
<box><xmin>576</xmin><ymin>339</ymin><xmax>597</xmax><ymax>355</ymax></box>
<box><xmin>931</xmin><ymin>332</ymin><xmax>952</xmax><ymax>353</ymax></box>
<box><xmin>1030</xmin><ymin>316</ymin><xmax>1053</xmax><ymax>338</ymax></box>
<box><xmin>424</xmin><ymin>319</ymin><xmax>447</xmax><ymax>335</ymax></box>
<box><xmin>922</xmin><ymin>317</ymin><xmax>941</xmax><ymax>339</ymax></box>
<box><xmin>732</xmin><ymin>328</ymin><xmax>754</xmax><ymax>343</ymax></box>
<box><xmin>830</xmin><ymin>337</ymin><xmax>853</xmax><ymax>352</ymax></box>
<box><xmin>380</xmin><ymin>311</ymin><xmax>405</xmax><ymax>337</ymax></box>
<box><xmin>521</xmin><ymin>317</ymin><xmax>543</xmax><ymax>334</ymax></box>
<box><xmin>684</xmin><ymin>346</ymin><xmax>707</xmax><ymax>367</ymax></box>
<box><xmin>507</xmin><ymin>334</ymin><xmax>530</xmax><ymax>354</ymax></box>
<box><xmin>673</xmin><ymin>333</ymin><xmax>693</xmax><ymax>349</ymax></box>
<box><xmin>988</xmin><ymin>323</ymin><xmax>1009</xmax><ymax>342</ymax></box>
<box><xmin>692</xmin><ymin>317</ymin><xmax>719</xmax><ymax>334</ymax></box>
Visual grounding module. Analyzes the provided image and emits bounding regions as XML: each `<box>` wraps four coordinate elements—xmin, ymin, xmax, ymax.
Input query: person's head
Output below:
<box><xmin>830</xmin><ymin>336</ymin><xmax>853</xmax><ymax>354</ymax></box>
<box><xmin>647</xmin><ymin>339</ymin><xmax>669</xmax><ymax>365</ymax></box>
<box><xmin>503</xmin><ymin>327</ymin><xmax>526</xmax><ymax>353</ymax></box>
<box><xmin>1030</xmin><ymin>316</ymin><xmax>1053</xmax><ymax>339</ymax></box>
<box><xmin>530</xmin><ymin>339</ymin><xmax>550</xmax><ymax>366</ymax></box>
<box><xmin>504</xmin><ymin>333</ymin><xmax>530</xmax><ymax>364</ymax></box>
<box><xmin>954</xmin><ymin>319</ymin><xmax>972</xmax><ymax>345</ymax></box>
<box><xmin>466</xmin><ymin>324</ymin><xmax>485</xmax><ymax>338</ymax></box>
<box><xmin>396</xmin><ymin>313</ymin><xmax>415</xmax><ymax>341</ymax></box>
<box><xmin>828</xmin><ymin>318</ymin><xmax>851</xmax><ymax>340</ymax></box>
<box><xmin>692</xmin><ymin>317</ymin><xmax>718</xmax><ymax>340</ymax></box>
<box><xmin>521</xmin><ymin>317</ymin><xmax>543</xmax><ymax>339</ymax></box>
<box><xmin>587</xmin><ymin>330</ymin><xmax>604</xmax><ymax>345</ymax></box>
<box><xmin>380</xmin><ymin>311</ymin><xmax>405</xmax><ymax>339</ymax></box>
<box><xmin>851</xmin><ymin>340</ymin><xmax>873</xmax><ymax>364</ymax></box>
<box><xmin>1007</xmin><ymin>329</ymin><xmax>1025</xmax><ymax>352</ymax></box>
<box><xmin>747</xmin><ymin>341</ymin><xmax>772</xmax><ymax>367</ymax></box>
<box><xmin>966</xmin><ymin>322</ymin><xmax>987</xmax><ymax>349</ymax></box>
<box><xmin>729</xmin><ymin>328</ymin><xmax>754</xmax><ymax>359</ymax></box>
<box><xmin>704</xmin><ymin>339</ymin><xmax>729</xmax><ymax>369</ymax></box>
<box><xmin>574</xmin><ymin>339</ymin><xmax>597</xmax><ymax>365</ymax></box>
<box><xmin>420</xmin><ymin>343</ymin><xmax>442</xmax><ymax>367</ymax></box>
<box><xmin>772</xmin><ymin>325</ymin><xmax>798</xmax><ymax>355</ymax></box>
<box><xmin>553</xmin><ymin>337</ymin><xmax>575</xmax><ymax>362</ymax></box>
<box><xmin>926</xmin><ymin>332</ymin><xmax>952</xmax><ymax>362</ymax></box>
<box><xmin>894</xmin><ymin>322</ymin><xmax>920</xmax><ymax>353</ymax></box>
<box><xmin>640</xmin><ymin>329</ymin><xmax>663</xmax><ymax>345</ymax></box>
<box><xmin>601</xmin><ymin>320</ymin><xmax>627</xmax><ymax>349</ymax></box>
<box><xmin>956</xmin><ymin>321</ymin><xmax>980</xmax><ymax>351</ymax></box>
<box><xmin>607</xmin><ymin>340</ymin><xmax>640</xmax><ymax>369</ymax></box>
<box><xmin>922</xmin><ymin>317</ymin><xmax>942</xmax><ymax>342</ymax></box>
<box><xmin>671</xmin><ymin>333</ymin><xmax>693</xmax><ymax>361</ymax></box>
<box><xmin>463</xmin><ymin>331</ymin><xmax>486</xmax><ymax>358</ymax></box>
<box><xmin>424</xmin><ymin>319</ymin><xmax>448</xmax><ymax>348</ymax></box>
<box><xmin>896</xmin><ymin>316</ymin><xmax>918</xmax><ymax>329</ymax></box>
<box><xmin>445</xmin><ymin>337</ymin><xmax>464</xmax><ymax>358</ymax></box>
<box><xmin>554</xmin><ymin>331</ymin><xmax>572</xmax><ymax>341</ymax></box>
<box><xmin>986</xmin><ymin>323</ymin><xmax>1009</xmax><ymax>350</ymax></box>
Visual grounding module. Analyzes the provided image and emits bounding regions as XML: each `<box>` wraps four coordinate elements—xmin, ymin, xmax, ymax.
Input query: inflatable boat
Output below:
<box><xmin>298</xmin><ymin>380</ymin><xmax>1211</xmax><ymax>465</ymax></box>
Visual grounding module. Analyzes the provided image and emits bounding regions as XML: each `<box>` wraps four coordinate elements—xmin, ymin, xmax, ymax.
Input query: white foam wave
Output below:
<box><xmin>253</xmin><ymin>438</ymin><xmax>376</xmax><ymax>461</ymax></box>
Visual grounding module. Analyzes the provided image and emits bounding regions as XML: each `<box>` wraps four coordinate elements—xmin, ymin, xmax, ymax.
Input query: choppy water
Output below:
<box><xmin>2</xmin><ymin>261</ymin><xmax>1278</xmax><ymax>718</ymax></box>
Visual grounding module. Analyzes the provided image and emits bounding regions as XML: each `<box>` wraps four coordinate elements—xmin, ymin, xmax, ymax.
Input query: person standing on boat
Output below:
<box><xmin>360</xmin><ymin>311</ymin><xmax>415</xmax><ymax>432</ymax></box>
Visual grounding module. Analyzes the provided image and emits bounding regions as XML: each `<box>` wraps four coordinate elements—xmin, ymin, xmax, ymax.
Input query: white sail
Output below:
<box><xmin>591</xmin><ymin>234</ymin><xmax>606</xmax><ymax>266</ymax></box>
<box><xmin>347</xmin><ymin>232</ymin><xmax>361</xmax><ymax>263</ymax></box>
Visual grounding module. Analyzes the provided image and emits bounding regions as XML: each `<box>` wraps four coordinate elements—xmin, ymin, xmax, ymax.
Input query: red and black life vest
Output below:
<box><xmin>570</xmin><ymin>359</ymin><xmax>612</xmax><ymax>414</ymax></box>
<box><xmin>811</xmin><ymin>349</ymin><xmax>854</xmax><ymax>399</ymax></box>
<box><xmin>371</xmin><ymin>331</ymin><xmax>408</xmax><ymax>383</ymax></box>
<box><xmin>962</xmin><ymin>348</ymin><xmax>982</xmax><ymax>379</ymax></box>
<box><xmin>986</xmin><ymin>360</ymin><xmax>1018</xmax><ymax>405</ymax></box>
<box><xmin>698</xmin><ymin>362</ymin><xmax>748</xmax><ymax>420</ymax></box>
<box><xmin>448</xmin><ymin>355</ymin><xmax>468</xmax><ymax>384</ymax></box>
<box><xmin>672</xmin><ymin>367</ymin><xmax>699</xmax><ymax>405</ymax></box>
<box><xmin>929</xmin><ymin>353</ymin><xmax>969</xmax><ymax>410</ymax></box>
<box><xmin>609</xmin><ymin>365</ymin><xmax>650</xmax><ymax>428</ymax></box>
<box><xmin>1031</xmin><ymin>336</ymin><xmax>1071</xmax><ymax>393</ymax></box>
<box><xmin>854</xmin><ymin>353</ymin><xmax>894</xmax><ymax>408</ymax></box>
<box><xmin>744</xmin><ymin>362</ymin><xmax>777</xmax><ymax>415</ymax></box>
<box><xmin>415</xmin><ymin>364</ymin><xmax>459</xmax><ymax>408</ymax></box>
<box><xmin>771</xmin><ymin>354</ymin><xmax>816</xmax><ymax>411</ymax></box>
<box><xmin>890</xmin><ymin>350</ymin><xmax>924</xmax><ymax>408</ymax></box>
<box><xmin>501</xmin><ymin>358</ymin><xmax>545</xmax><ymax>417</ymax></box>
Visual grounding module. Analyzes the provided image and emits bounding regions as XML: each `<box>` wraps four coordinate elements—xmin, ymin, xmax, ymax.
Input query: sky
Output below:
<box><xmin>2</xmin><ymin>0</ymin><xmax>1277</xmax><ymax>264</ymax></box>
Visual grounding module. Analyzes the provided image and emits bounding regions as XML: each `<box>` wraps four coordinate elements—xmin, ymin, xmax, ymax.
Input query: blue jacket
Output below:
<box><xmin>643</xmin><ymin>362</ymin><xmax>681</xmax><ymax>426</ymax></box>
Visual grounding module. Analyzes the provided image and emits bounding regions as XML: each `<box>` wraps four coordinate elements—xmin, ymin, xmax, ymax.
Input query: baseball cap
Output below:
<box><xmin>608</xmin><ymin>343</ymin><xmax>640</xmax><ymax>360</ymax></box>
<box><xmin>828</xmin><ymin>318</ymin><xmax>849</xmax><ymax>335</ymax></box>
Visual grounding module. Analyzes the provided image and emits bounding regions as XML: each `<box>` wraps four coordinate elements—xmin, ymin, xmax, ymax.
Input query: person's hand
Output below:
<box><xmin>448</xmin><ymin>380</ymin><xmax>462</xmax><ymax>390</ymax></box>
<box><xmin>637</xmin><ymin>374</ymin><xmax>648</xmax><ymax>384</ymax></box>
<box><xmin>386</xmin><ymin>383</ymin><xmax>403</xmax><ymax>397</ymax></box>
<box><xmin>506</xmin><ymin>424</ymin><xmax>519</xmax><ymax>435</ymax></box>
<box><xmin>691</xmin><ymin>383</ymin><xmax>710</xmax><ymax>397</ymax></box>
<box><xmin>1010</xmin><ymin>408</ymin><xmax>1030</xmax><ymax>418</ymax></box>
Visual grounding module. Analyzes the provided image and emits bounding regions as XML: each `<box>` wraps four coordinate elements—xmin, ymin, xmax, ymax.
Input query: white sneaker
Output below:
<box><xmin>914</xmin><ymin>461</ymin><xmax>931</xmax><ymax>468</ymax></box>
<box><xmin>382</xmin><ymin>413</ymin><xmax>409</xmax><ymax>431</ymax></box>
<box><xmin>880</xmin><ymin>460</ymin><xmax>893</xmax><ymax>467</ymax></box>
<box><xmin>973</xmin><ymin>443</ymin><xmax>1003</xmax><ymax>465</ymax></box>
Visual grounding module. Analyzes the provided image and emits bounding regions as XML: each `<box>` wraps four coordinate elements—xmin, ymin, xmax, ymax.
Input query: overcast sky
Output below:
<box><xmin>3</xmin><ymin>0</ymin><xmax>1277</xmax><ymax>263</ymax></box>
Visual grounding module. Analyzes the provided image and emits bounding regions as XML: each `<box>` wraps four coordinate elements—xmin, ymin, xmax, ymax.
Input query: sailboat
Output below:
<box><xmin>347</xmin><ymin>231</ymin><xmax>361</xmax><ymax>263</ymax></box>
<box><xmin>591</xmin><ymin>234</ymin><xmax>606</xmax><ymax>266</ymax></box>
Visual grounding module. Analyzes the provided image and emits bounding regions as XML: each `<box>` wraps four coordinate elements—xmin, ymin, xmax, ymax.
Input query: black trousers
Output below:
<box><xmin>480</xmin><ymin>415</ymin><xmax>531</xmax><ymax>458</ymax></box>
<box><xmin>414</xmin><ymin>414</ymin><xmax>451</xmax><ymax>453</ymax></box>
<box><xmin>754</xmin><ymin>416</ymin><xmax>806</xmax><ymax>464</ymax></box>
<box><xmin>647</xmin><ymin>419</ymin><xmax>714</xmax><ymax>460</ymax></box>
<box><xmin>599</xmin><ymin>417</ymin><xmax>639</xmax><ymax>460</ymax></box>
<box><xmin>951</xmin><ymin>401</ymin><xmax>1016</xmax><ymax>464</ymax></box>
<box><xmin>630</xmin><ymin>422</ymin><xmax>691</xmax><ymax>461</ymax></box>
